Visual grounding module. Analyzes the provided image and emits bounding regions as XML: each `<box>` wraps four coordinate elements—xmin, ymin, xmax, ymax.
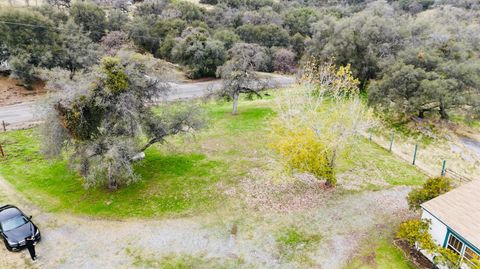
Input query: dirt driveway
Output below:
<box><xmin>0</xmin><ymin>172</ymin><xmax>413</xmax><ymax>269</ymax></box>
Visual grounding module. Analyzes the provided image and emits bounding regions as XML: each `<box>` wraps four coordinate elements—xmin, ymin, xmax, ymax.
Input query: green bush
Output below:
<box><xmin>407</xmin><ymin>177</ymin><xmax>452</xmax><ymax>210</ymax></box>
<box><xmin>397</xmin><ymin>219</ymin><xmax>436</xmax><ymax>252</ymax></box>
<box><xmin>235</xmin><ymin>23</ymin><xmax>289</xmax><ymax>48</ymax></box>
<box><xmin>171</xmin><ymin>27</ymin><xmax>226</xmax><ymax>78</ymax></box>
<box><xmin>70</xmin><ymin>1</ymin><xmax>106</xmax><ymax>42</ymax></box>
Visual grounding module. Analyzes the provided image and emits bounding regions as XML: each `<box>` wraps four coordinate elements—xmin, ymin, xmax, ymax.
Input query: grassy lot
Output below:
<box><xmin>0</xmin><ymin>100</ymin><xmax>276</xmax><ymax>218</ymax></box>
<box><xmin>0</xmin><ymin>97</ymin><xmax>429</xmax><ymax>268</ymax></box>
<box><xmin>337</xmin><ymin>138</ymin><xmax>426</xmax><ymax>189</ymax></box>
<box><xmin>0</xmin><ymin>98</ymin><xmax>426</xmax><ymax>218</ymax></box>
<box><xmin>346</xmin><ymin>237</ymin><xmax>415</xmax><ymax>269</ymax></box>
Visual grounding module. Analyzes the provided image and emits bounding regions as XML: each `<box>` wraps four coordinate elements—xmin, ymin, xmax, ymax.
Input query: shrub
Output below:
<box><xmin>70</xmin><ymin>1</ymin><xmax>106</xmax><ymax>42</ymax></box>
<box><xmin>289</xmin><ymin>33</ymin><xmax>306</xmax><ymax>59</ymax></box>
<box><xmin>106</xmin><ymin>9</ymin><xmax>129</xmax><ymax>32</ymax></box>
<box><xmin>397</xmin><ymin>219</ymin><xmax>436</xmax><ymax>252</ymax></box>
<box><xmin>407</xmin><ymin>177</ymin><xmax>452</xmax><ymax>210</ymax></box>
<box><xmin>282</xmin><ymin>7</ymin><xmax>319</xmax><ymax>36</ymax></box>
<box><xmin>101</xmin><ymin>31</ymin><xmax>129</xmax><ymax>55</ymax></box>
<box><xmin>397</xmin><ymin>218</ymin><xmax>480</xmax><ymax>269</ymax></box>
<box><xmin>272</xmin><ymin>48</ymin><xmax>296</xmax><ymax>73</ymax></box>
<box><xmin>171</xmin><ymin>27</ymin><xmax>226</xmax><ymax>78</ymax></box>
<box><xmin>168</xmin><ymin>1</ymin><xmax>206</xmax><ymax>22</ymax></box>
<box><xmin>0</xmin><ymin>8</ymin><xmax>56</xmax><ymax>86</ymax></box>
<box><xmin>271</xmin><ymin>126</ymin><xmax>336</xmax><ymax>185</ymax></box>
<box><xmin>235</xmin><ymin>23</ymin><xmax>290</xmax><ymax>47</ymax></box>
<box><xmin>213</xmin><ymin>29</ymin><xmax>240</xmax><ymax>50</ymax></box>
<box><xmin>434</xmin><ymin>247</ymin><xmax>462</xmax><ymax>269</ymax></box>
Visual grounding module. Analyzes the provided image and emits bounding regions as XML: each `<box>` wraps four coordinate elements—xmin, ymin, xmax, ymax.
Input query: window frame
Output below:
<box><xmin>445</xmin><ymin>232</ymin><xmax>480</xmax><ymax>268</ymax></box>
<box><xmin>464</xmin><ymin>246</ymin><xmax>480</xmax><ymax>266</ymax></box>
<box><xmin>447</xmin><ymin>234</ymin><xmax>464</xmax><ymax>255</ymax></box>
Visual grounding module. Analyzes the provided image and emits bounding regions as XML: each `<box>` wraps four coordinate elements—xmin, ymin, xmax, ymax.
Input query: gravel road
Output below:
<box><xmin>0</xmin><ymin>75</ymin><xmax>295</xmax><ymax>130</ymax></box>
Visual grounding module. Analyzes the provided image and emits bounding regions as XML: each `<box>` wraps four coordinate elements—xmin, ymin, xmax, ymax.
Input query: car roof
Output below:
<box><xmin>0</xmin><ymin>205</ymin><xmax>22</xmax><ymax>222</ymax></box>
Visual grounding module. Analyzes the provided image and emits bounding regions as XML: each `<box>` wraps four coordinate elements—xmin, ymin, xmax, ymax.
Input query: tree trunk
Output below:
<box><xmin>108</xmin><ymin>180</ymin><xmax>117</xmax><ymax>190</ymax></box>
<box><xmin>231</xmin><ymin>92</ymin><xmax>239</xmax><ymax>115</ymax></box>
<box><xmin>107</xmin><ymin>163</ymin><xmax>117</xmax><ymax>190</ymax></box>
<box><xmin>418</xmin><ymin>109</ymin><xmax>425</xmax><ymax>118</ymax></box>
<box><xmin>439</xmin><ymin>105</ymin><xmax>449</xmax><ymax>120</ymax></box>
<box><xmin>324</xmin><ymin>149</ymin><xmax>337</xmax><ymax>188</ymax></box>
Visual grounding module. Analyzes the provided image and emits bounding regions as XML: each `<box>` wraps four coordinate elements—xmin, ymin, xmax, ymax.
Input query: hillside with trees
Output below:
<box><xmin>1</xmin><ymin>0</ymin><xmax>479</xmax><ymax>121</ymax></box>
<box><xmin>0</xmin><ymin>1</ymin><xmax>479</xmax><ymax>268</ymax></box>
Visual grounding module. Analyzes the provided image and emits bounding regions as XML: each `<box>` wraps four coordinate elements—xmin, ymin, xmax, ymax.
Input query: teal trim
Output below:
<box><xmin>421</xmin><ymin>207</ymin><xmax>480</xmax><ymax>254</ymax></box>
<box><xmin>443</xmin><ymin>229</ymin><xmax>450</xmax><ymax>248</ymax></box>
<box><xmin>446</xmin><ymin>229</ymin><xmax>480</xmax><ymax>255</ymax></box>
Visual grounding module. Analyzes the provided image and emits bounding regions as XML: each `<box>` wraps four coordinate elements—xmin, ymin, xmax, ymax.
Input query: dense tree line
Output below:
<box><xmin>0</xmin><ymin>0</ymin><xmax>479</xmax><ymax>118</ymax></box>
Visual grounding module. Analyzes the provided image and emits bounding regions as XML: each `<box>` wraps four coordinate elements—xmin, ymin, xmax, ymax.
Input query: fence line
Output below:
<box><xmin>364</xmin><ymin>131</ymin><xmax>476</xmax><ymax>184</ymax></box>
<box><xmin>445</xmin><ymin>169</ymin><xmax>473</xmax><ymax>183</ymax></box>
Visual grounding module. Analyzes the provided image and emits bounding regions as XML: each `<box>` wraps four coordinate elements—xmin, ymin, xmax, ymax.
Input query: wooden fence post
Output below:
<box><xmin>0</xmin><ymin>144</ymin><xmax>4</xmax><ymax>158</ymax></box>
<box><xmin>1</xmin><ymin>121</ymin><xmax>5</xmax><ymax>132</ymax></box>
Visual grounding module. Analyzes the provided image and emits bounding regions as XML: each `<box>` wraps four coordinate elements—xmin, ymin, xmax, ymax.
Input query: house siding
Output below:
<box><xmin>421</xmin><ymin>208</ymin><xmax>480</xmax><ymax>269</ymax></box>
<box><xmin>422</xmin><ymin>209</ymin><xmax>448</xmax><ymax>246</ymax></box>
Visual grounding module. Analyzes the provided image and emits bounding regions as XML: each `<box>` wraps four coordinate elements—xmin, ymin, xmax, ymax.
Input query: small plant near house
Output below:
<box><xmin>397</xmin><ymin>220</ymin><xmax>480</xmax><ymax>269</ymax></box>
<box><xmin>407</xmin><ymin>177</ymin><xmax>453</xmax><ymax>210</ymax></box>
<box><xmin>434</xmin><ymin>248</ymin><xmax>462</xmax><ymax>269</ymax></box>
<box><xmin>397</xmin><ymin>219</ymin><xmax>436</xmax><ymax>252</ymax></box>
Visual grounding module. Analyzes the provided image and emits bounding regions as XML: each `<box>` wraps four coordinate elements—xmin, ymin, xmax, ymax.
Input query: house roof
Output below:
<box><xmin>422</xmin><ymin>179</ymin><xmax>480</xmax><ymax>249</ymax></box>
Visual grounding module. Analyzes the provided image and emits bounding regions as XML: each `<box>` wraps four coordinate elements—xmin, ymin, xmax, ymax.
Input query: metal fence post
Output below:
<box><xmin>389</xmin><ymin>133</ymin><xmax>394</xmax><ymax>152</ymax></box>
<box><xmin>412</xmin><ymin>144</ymin><xmax>418</xmax><ymax>165</ymax></box>
<box><xmin>441</xmin><ymin>160</ymin><xmax>447</xmax><ymax>176</ymax></box>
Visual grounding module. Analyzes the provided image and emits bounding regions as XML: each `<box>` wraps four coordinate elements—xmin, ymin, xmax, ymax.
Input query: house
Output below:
<box><xmin>421</xmin><ymin>179</ymin><xmax>480</xmax><ymax>268</ymax></box>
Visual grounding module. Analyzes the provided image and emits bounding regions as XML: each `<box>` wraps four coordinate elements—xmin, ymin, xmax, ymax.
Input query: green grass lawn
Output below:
<box><xmin>346</xmin><ymin>238</ymin><xmax>416</xmax><ymax>269</ymax></box>
<box><xmin>0</xmin><ymin>98</ymin><xmax>425</xmax><ymax>218</ymax></box>
<box><xmin>338</xmin><ymin>138</ymin><xmax>426</xmax><ymax>188</ymax></box>
<box><xmin>0</xmin><ymin>100</ymin><xmax>275</xmax><ymax>218</ymax></box>
<box><xmin>0</xmin><ymin>129</ymin><xmax>226</xmax><ymax>217</ymax></box>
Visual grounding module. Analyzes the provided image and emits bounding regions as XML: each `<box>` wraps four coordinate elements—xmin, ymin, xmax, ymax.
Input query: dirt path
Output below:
<box><xmin>0</xmin><ymin>172</ymin><xmax>412</xmax><ymax>269</ymax></box>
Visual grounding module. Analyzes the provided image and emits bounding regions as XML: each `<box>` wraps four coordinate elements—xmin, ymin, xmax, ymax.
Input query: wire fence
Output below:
<box><xmin>365</xmin><ymin>131</ymin><xmax>477</xmax><ymax>185</ymax></box>
<box><xmin>0</xmin><ymin>114</ymin><xmax>479</xmax><ymax>184</ymax></box>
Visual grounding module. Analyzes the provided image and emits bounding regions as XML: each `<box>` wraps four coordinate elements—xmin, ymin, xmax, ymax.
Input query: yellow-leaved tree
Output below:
<box><xmin>272</xmin><ymin>59</ymin><xmax>372</xmax><ymax>186</ymax></box>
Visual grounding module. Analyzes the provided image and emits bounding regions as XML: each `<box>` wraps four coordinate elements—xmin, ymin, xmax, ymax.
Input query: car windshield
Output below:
<box><xmin>1</xmin><ymin>215</ymin><xmax>28</xmax><ymax>232</ymax></box>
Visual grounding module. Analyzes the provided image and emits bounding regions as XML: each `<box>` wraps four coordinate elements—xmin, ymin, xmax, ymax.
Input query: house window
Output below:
<box><xmin>464</xmin><ymin>246</ymin><xmax>480</xmax><ymax>265</ymax></box>
<box><xmin>447</xmin><ymin>234</ymin><xmax>464</xmax><ymax>254</ymax></box>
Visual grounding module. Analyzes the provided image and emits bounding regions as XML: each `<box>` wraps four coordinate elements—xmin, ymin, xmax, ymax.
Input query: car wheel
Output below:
<box><xmin>3</xmin><ymin>239</ymin><xmax>12</xmax><ymax>252</ymax></box>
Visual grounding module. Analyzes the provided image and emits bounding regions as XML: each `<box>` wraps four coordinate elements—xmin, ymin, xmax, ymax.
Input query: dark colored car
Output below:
<box><xmin>0</xmin><ymin>205</ymin><xmax>41</xmax><ymax>251</ymax></box>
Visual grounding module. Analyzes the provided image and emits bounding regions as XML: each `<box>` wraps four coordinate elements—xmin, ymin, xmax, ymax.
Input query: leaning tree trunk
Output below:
<box><xmin>231</xmin><ymin>91</ymin><xmax>239</xmax><ymax>115</ymax></box>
